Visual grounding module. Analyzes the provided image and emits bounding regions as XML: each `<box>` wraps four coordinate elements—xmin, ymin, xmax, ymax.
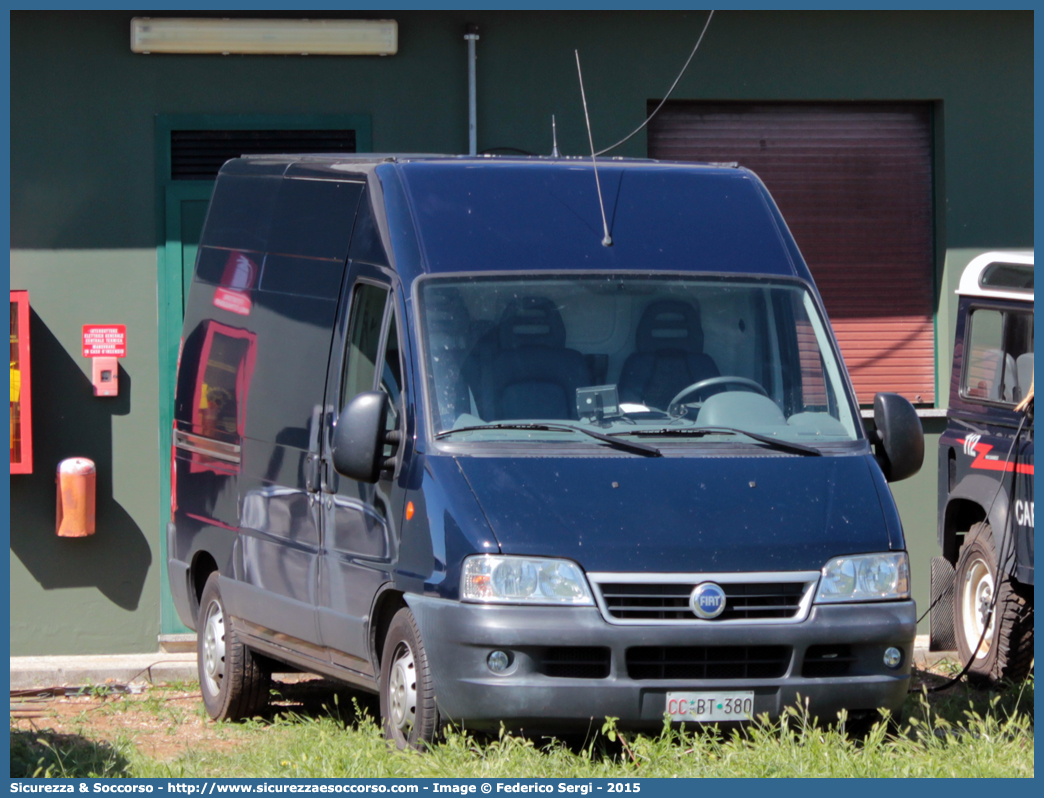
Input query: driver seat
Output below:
<box><xmin>618</xmin><ymin>299</ymin><xmax>720</xmax><ymax>410</ymax></box>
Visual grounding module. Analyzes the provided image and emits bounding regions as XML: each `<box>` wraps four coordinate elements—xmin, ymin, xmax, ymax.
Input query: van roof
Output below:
<box><xmin>221</xmin><ymin>155</ymin><xmax>808</xmax><ymax>282</ymax></box>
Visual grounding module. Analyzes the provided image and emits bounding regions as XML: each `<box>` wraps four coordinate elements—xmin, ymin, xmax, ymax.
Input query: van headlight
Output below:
<box><xmin>815</xmin><ymin>552</ymin><xmax>910</xmax><ymax>603</ymax></box>
<box><xmin>461</xmin><ymin>555</ymin><xmax>594</xmax><ymax>605</ymax></box>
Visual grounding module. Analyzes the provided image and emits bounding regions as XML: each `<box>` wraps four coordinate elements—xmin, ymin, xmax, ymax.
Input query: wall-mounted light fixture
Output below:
<box><xmin>130</xmin><ymin>17</ymin><xmax>398</xmax><ymax>56</ymax></box>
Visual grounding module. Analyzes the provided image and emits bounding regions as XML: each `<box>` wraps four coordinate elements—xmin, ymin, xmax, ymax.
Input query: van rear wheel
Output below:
<box><xmin>953</xmin><ymin>522</ymin><xmax>1034</xmax><ymax>686</ymax></box>
<box><xmin>380</xmin><ymin>607</ymin><xmax>439</xmax><ymax>750</ymax></box>
<box><xmin>197</xmin><ymin>572</ymin><xmax>271</xmax><ymax>720</ymax></box>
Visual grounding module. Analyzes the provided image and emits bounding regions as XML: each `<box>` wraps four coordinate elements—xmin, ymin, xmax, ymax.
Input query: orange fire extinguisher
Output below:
<box><xmin>56</xmin><ymin>457</ymin><xmax>96</xmax><ymax>537</ymax></box>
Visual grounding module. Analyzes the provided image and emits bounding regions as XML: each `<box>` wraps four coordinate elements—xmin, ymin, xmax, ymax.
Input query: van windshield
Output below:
<box><xmin>417</xmin><ymin>275</ymin><xmax>861</xmax><ymax>448</ymax></box>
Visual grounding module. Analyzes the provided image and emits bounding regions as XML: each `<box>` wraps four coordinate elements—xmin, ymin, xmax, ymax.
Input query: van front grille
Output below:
<box><xmin>595</xmin><ymin>579</ymin><xmax>813</xmax><ymax>623</ymax></box>
<box><xmin>539</xmin><ymin>647</ymin><xmax>611</xmax><ymax>679</ymax></box>
<box><xmin>626</xmin><ymin>646</ymin><xmax>791</xmax><ymax>680</ymax></box>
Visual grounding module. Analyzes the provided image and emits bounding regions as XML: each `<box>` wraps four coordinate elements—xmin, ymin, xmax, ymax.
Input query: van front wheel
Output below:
<box><xmin>953</xmin><ymin>522</ymin><xmax>1034</xmax><ymax>686</ymax></box>
<box><xmin>197</xmin><ymin>573</ymin><xmax>271</xmax><ymax>720</ymax></box>
<box><xmin>380</xmin><ymin>607</ymin><xmax>439</xmax><ymax>750</ymax></box>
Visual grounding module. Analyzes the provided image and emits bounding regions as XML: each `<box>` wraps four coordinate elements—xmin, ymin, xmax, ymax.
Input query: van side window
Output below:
<box><xmin>341</xmin><ymin>283</ymin><xmax>389</xmax><ymax>409</ymax></box>
<box><xmin>962</xmin><ymin>308</ymin><xmax>1034</xmax><ymax>404</ymax></box>
<box><xmin>379</xmin><ymin>311</ymin><xmax>404</xmax><ymax>455</ymax></box>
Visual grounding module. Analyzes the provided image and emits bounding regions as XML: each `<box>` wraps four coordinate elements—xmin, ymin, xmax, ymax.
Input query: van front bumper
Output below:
<box><xmin>405</xmin><ymin>595</ymin><xmax>915</xmax><ymax>732</ymax></box>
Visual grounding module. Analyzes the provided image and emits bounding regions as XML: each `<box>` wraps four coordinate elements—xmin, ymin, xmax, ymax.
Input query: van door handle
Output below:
<box><xmin>319</xmin><ymin>458</ymin><xmax>334</xmax><ymax>493</ymax></box>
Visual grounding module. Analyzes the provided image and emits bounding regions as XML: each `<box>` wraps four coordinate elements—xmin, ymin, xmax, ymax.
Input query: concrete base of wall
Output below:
<box><xmin>10</xmin><ymin>653</ymin><xmax>198</xmax><ymax>690</ymax></box>
<box><xmin>158</xmin><ymin>633</ymin><xmax>196</xmax><ymax>654</ymax></box>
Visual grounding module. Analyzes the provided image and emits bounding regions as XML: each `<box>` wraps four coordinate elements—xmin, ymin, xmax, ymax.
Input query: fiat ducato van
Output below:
<box><xmin>168</xmin><ymin>155</ymin><xmax>924</xmax><ymax>748</ymax></box>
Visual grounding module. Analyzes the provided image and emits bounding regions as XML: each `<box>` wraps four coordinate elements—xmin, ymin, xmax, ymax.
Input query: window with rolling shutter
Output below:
<box><xmin>648</xmin><ymin>102</ymin><xmax>935</xmax><ymax>405</ymax></box>
<box><xmin>171</xmin><ymin>129</ymin><xmax>357</xmax><ymax>180</ymax></box>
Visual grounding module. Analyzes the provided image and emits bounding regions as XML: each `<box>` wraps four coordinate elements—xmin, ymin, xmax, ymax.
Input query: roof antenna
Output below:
<box><xmin>551</xmin><ymin>114</ymin><xmax>560</xmax><ymax>158</ymax></box>
<box><xmin>575</xmin><ymin>50</ymin><xmax>613</xmax><ymax>248</ymax></box>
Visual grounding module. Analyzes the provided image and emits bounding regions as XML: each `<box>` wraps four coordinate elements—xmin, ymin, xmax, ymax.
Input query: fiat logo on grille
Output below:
<box><xmin>690</xmin><ymin>582</ymin><xmax>727</xmax><ymax>619</ymax></box>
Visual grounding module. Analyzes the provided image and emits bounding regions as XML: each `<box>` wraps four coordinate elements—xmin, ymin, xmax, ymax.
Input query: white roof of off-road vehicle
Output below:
<box><xmin>957</xmin><ymin>250</ymin><xmax>1034</xmax><ymax>302</ymax></box>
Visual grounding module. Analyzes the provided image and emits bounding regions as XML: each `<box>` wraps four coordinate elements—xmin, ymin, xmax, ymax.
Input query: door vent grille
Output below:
<box><xmin>171</xmin><ymin>129</ymin><xmax>357</xmax><ymax>180</ymax></box>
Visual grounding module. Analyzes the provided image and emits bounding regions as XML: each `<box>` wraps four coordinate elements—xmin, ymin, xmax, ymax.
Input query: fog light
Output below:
<box><xmin>487</xmin><ymin>650</ymin><xmax>510</xmax><ymax>673</ymax></box>
<box><xmin>883</xmin><ymin>647</ymin><xmax>902</xmax><ymax>668</ymax></box>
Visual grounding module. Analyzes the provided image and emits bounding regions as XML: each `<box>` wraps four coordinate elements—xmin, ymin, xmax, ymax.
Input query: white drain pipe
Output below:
<box><xmin>465</xmin><ymin>23</ymin><xmax>479</xmax><ymax>155</ymax></box>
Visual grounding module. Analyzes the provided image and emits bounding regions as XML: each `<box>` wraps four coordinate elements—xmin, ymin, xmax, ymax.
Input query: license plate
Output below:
<box><xmin>667</xmin><ymin>691</ymin><xmax>755</xmax><ymax>721</ymax></box>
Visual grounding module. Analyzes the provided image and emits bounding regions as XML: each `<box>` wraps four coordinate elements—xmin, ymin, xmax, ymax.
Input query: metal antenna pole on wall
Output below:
<box><xmin>465</xmin><ymin>24</ymin><xmax>480</xmax><ymax>156</ymax></box>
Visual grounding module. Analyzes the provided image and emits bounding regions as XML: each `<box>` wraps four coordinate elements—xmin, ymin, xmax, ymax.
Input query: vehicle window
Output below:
<box><xmin>418</xmin><ymin>275</ymin><xmax>861</xmax><ymax>449</ymax></box>
<box><xmin>379</xmin><ymin>310</ymin><xmax>404</xmax><ymax>456</ymax></box>
<box><xmin>341</xmin><ymin>283</ymin><xmax>389</xmax><ymax>409</ymax></box>
<box><xmin>980</xmin><ymin>263</ymin><xmax>1034</xmax><ymax>292</ymax></box>
<box><xmin>962</xmin><ymin>308</ymin><xmax>1033</xmax><ymax>404</ymax></box>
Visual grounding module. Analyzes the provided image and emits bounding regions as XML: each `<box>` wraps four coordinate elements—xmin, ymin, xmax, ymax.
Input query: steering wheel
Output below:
<box><xmin>667</xmin><ymin>376</ymin><xmax>768</xmax><ymax>417</ymax></box>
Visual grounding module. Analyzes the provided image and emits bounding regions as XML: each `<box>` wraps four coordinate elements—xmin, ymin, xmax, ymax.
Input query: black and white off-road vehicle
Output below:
<box><xmin>933</xmin><ymin>251</ymin><xmax>1033</xmax><ymax>684</ymax></box>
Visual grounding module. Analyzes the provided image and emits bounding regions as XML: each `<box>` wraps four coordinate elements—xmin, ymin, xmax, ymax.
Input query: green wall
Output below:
<box><xmin>10</xmin><ymin>250</ymin><xmax>160</xmax><ymax>653</ymax></box>
<box><xmin>11</xmin><ymin>11</ymin><xmax>1033</xmax><ymax>249</ymax></box>
<box><xmin>10</xmin><ymin>11</ymin><xmax>1032</xmax><ymax>654</ymax></box>
<box><xmin>889</xmin><ymin>422</ymin><xmax>945</xmax><ymax>635</ymax></box>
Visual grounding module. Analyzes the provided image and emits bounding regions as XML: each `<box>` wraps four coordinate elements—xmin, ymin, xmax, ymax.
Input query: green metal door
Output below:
<box><xmin>177</xmin><ymin>196</ymin><xmax>210</xmax><ymax>310</ymax></box>
<box><xmin>160</xmin><ymin>182</ymin><xmax>214</xmax><ymax>635</ymax></box>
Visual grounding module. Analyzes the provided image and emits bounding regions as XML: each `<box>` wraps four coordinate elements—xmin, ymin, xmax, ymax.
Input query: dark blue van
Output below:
<box><xmin>168</xmin><ymin>155</ymin><xmax>924</xmax><ymax>748</ymax></box>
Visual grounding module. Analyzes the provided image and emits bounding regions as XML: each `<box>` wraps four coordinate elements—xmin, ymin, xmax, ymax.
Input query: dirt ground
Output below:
<box><xmin>9</xmin><ymin>659</ymin><xmax>979</xmax><ymax>765</ymax></box>
<box><xmin>10</xmin><ymin>675</ymin><xmax>381</xmax><ymax>764</ymax></box>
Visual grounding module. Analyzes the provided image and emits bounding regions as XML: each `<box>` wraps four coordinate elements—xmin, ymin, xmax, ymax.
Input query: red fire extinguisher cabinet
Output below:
<box><xmin>10</xmin><ymin>290</ymin><xmax>33</xmax><ymax>474</ymax></box>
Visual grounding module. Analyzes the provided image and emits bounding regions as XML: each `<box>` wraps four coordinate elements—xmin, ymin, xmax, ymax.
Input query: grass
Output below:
<box><xmin>11</xmin><ymin>730</ymin><xmax>135</xmax><ymax>779</ymax></box>
<box><xmin>11</xmin><ymin>675</ymin><xmax>1033</xmax><ymax>779</ymax></box>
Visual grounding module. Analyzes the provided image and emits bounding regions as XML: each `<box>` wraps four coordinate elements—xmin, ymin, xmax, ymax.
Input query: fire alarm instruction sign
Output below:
<box><xmin>82</xmin><ymin>325</ymin><xmax>127</xmax><ymax>358</ymax></box>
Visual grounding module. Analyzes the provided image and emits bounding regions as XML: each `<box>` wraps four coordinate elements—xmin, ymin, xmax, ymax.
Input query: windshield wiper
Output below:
<box><xmin>612</xmin><ymin>426</ymin><xmax>822</xmax><ymax>456</ymax></box>
<box><xmin>435</xmin><ymin>422</ymin><xmax>662</xmax><ymax>457</ymax></box>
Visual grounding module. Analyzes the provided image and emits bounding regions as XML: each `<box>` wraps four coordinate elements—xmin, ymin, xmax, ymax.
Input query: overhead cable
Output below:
<box><xmin>595</xmin><ymin>10</ymin><xmax>715</xmax><ymax>157</ymax></box>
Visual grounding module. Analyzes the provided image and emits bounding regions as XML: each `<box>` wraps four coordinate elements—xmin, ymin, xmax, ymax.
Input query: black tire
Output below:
<box><xmin>379</xmin><ymin>607</ymin><xmax>439</xmax><ymax>751</ymax></box>
<box><xmin>197</xmin><ymin>572</ymin><xmax>271</xmax><ymax>720</ymax></box>
<box><xmin>953</xmin><ymin>522</ymin><xmax>1034</xmax><ymax>686</ymax></box>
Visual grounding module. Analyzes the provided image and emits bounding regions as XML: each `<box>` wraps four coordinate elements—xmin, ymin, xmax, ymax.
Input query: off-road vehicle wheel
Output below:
<box><xmin>953</xmin><ymin>522</ymin><xmax>1033</xmax><ymax>686</ymax></box>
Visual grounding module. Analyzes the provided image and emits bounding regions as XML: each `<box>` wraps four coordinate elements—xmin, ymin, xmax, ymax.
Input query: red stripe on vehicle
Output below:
<box><xmin>959</xmin><ymin>438</ymin><xmax>1035</xmax><ymax>475</ymax></box>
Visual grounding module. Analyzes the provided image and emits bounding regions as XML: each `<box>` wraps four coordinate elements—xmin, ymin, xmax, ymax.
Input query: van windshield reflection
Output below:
<box><xmin>418</xmin><ymin>275</ymin><xmax>860</xmax><ymax>448</ymax></box>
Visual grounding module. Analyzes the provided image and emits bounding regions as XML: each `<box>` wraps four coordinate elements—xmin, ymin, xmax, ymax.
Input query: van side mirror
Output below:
<box><xmin>331</xmin><ymin>391</ymin><xmax>400</xmax><ymax>483</ymax></box>
<box><xmin>871</xmin><ymin>392</ymin><xmax>924</xmax><ymax>482</ymax></box>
